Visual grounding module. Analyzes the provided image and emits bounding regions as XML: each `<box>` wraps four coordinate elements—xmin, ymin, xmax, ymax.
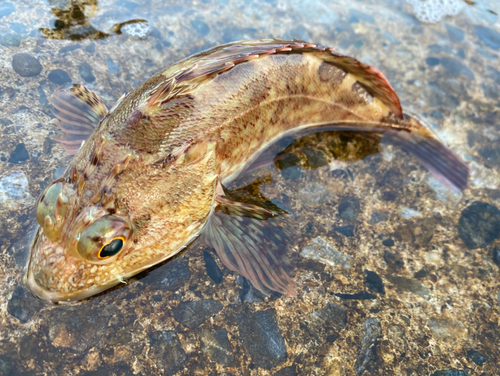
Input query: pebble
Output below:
<box><xmin>7</xmin><ymin>285</ymin><xmax>45</xmax><ymax>323</ymax></box>
<box><xmin>399</xmin><ymin>207</ymin><xmax>421</xmax><ymax>219</ymax></box>
<box><xmin>0</xmin><ymin>172</ymin><xmax>30</xmax><ymax>202</ymax></box>
<box><xmin>493</xmin><ymin>247</ymin><xmax>500</xmax><ymax>266</ymax></box>
<box><xmin>333</xmin><ymin>225</ymin><xmax>354</xmax><ymax>237</ymax></box>
<box><xmin>383</xmin><ymin>250</ymin><xmax>404</xmax><ymax>271</ymax></box>
<box><xmin>191</xmin><ymin>19</ymin><xmax>210</xmax><ymax>37</ymax></box>
<box><xmin>458</xmin><ymin>201</ymin><xmax>500</xmax><ymax>249</ymax></box>
<box><xmin>236</xmin><ymin>275</ymin><xmax>266</xmax><ymax>303</ymax></box>
<box><xmin>335</xmin><ymin>291</ymin><xmax>376</xmax><ymax>300</ymax></box>
<box><xmin>385</xmin><ymin>275</ymin><xmax>429</xmax><ymax>297</ymax></box>
<box><xmin>354</xmin><ymin>318</ymin><xmax>382</xmax><ymax>376</ymax></box>
<box><xmin>474</xmin><ymin>25</ymin><xmax>500</xmax><ymax>49</ymax></box>
<box><xmin>172</xmin><ymin>299</ymin><xmax>223</xmax><ymax>329</ymax></box>
<box><xmin>466</xmin><ymin>348</ymin><xmax>488</xmax><ymax>366</ymax></box>
<box><xmin>302</xmin><ymin>148</ymin><xmax>328</xmax><ymax>168</ymax></box>
<box><xmin>431</xmin><ymin>371</ymin><xmax>468</xmax><ymax>376</ymax></box>
<box><xmin>204</xmin><ymin>250</ymin><xmax>223</xmax><ymax>284</ymax></box>
<box><xmin>148</xmin><ymin>331</ymin><xmax>187</xmax><ymax>375</ymax></box>
<box><xmin>364</xmin><ymin>270</ymin><xmax>385</xmax><ymax>295</ymax></box>
<box><xmin>0</xmin><ymin>2</ymin><xmax>15</xmax><ymax>18</ymax></box>
<box><xmin>106</xmin><ymin>56</ymin><xmax>121</xmax><ymax>73</ymax></box>
<box><xmin>48</xmin><ymin>69</ymin><xmax>71</xmax><ymax>85</ymax></box>
<box><xmin>440</xmin><ymin>57</ymin><xmax>474</xmax><ymax>79</ymax></box>
<box><xmin>63</xmin><ymin>25</ymin><xmax>98</xmax><ymax>41</ymax></box>
<box><xmin>445</xmin><ymin>24</ymin><xmax>464</xmax><ymax>42</ymax></box>
<box><xmin>338</xmin><ymin>196</ymin><xmax>360</xmax><ymax>221</ymax></box>
<box><xmin>425</xmin><ymin>57</ymin><xmax>440</xmax><ymax>66</ymax></box>
<box><xmin>8</xmin><ymin>143</ymin><xmax>29</xmax><ymax>163</ymax></box>
<box><xmin>48</xmin><ymin>305</ymin><xmax>118</xmax><ymax>352</ymax></box>
<box><xmin>0</xmin><ymin>355</ymin><xmax>13</xmax><ymax>375</ymax></box>
<box><xmin>78</xmin><ymin>62</ymin><xmax>95</xmax><ymax>83</ymax></box>
<box><xmin>141</xmin><ymin>257</ymin><xmax>190</xmax><ymax>290</ymax></box>
<box><xmin>235</xmin><ymin>309</ymin><xmax>287</xmax><ymax>369</ymax></box>
<box><xmin>0</xmin><ymin>30</ymin><xmax>21</xmax><ymax>47</ymax></box>
<box><xmin>11</xmin><ymin>53</ymin><xmax>42</xmax><ymax>77</ymax></box>
<box><xmin>201</xmin><ymin>329</ymin><xmax>235</xmax><ymax>366</ymax></box>
<box><xmin>300</xmin><ymin>236</ymin><xmax>352</xmax><ymax>268</ymax></box>
<box><xmin>308</xmin><ymin>302</ymin><xmax>347</xmax><ymax>331</ymax></box>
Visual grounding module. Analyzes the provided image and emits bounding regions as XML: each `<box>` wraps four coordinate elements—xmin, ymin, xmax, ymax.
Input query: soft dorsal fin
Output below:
<box><xmin>49</xmin><ymin>84</ymin><xmax>108</xmax><ymax>155</ymax></box>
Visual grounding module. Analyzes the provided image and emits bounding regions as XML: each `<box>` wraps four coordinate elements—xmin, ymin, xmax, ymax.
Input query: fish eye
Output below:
<box><xmin>77</xmin><ymin>216</ymin><xmax>133</xmax><ymax>263</ymax></box>
<box><xmin>98</xmin><ymin>237</ymin><xmax>125</xmax><ymax>259</ymax></box>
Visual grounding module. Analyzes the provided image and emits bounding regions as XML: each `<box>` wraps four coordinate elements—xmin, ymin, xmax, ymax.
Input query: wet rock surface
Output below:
<box><xmin>235</xmin><ymin>309</ymin><xmax>287</xmax><ymax>369</ymax></box>
<box><xmin>1</xmin><ymin>0</ymin><xmax>500</xmax><ymax>375</ymax></box>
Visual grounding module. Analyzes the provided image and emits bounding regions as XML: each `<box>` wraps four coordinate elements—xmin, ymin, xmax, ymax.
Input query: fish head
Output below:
<box><xmin>25</xmin><ymin>134</ymin><xmax>219</xmax><ymax>302</ymax></box>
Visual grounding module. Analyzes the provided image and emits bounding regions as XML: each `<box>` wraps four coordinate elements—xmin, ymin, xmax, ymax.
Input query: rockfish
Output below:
<box><xmin>25</xmin><ymin>39</ymin><xmax>469</xmax><ymax>302</ymax></box>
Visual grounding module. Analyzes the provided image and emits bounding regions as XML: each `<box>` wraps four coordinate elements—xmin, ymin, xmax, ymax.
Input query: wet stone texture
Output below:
<box><xmin>1</xmin><ymin>0</ymin><xmax>500</xmax><ymax>375</ymax></box>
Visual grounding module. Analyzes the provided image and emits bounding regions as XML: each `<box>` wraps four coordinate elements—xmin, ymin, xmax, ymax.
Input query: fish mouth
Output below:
<box><xmin>23</xmin><ymin>267</ymin><xmax>121</xmax><ymax>303</ymax></box>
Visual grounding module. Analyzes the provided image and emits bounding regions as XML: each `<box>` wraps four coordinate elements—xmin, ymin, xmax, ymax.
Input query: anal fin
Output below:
<box><xmin>202</xmin><ymin>184</ymin><xmax>296</xmax><ymax>296</ymax></box>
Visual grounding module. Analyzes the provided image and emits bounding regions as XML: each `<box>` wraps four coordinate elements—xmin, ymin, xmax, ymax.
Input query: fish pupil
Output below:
<box><xmin>100</xmin><ymin>238</ymin><xmax>123</xmax><ymax>258</ymax></box>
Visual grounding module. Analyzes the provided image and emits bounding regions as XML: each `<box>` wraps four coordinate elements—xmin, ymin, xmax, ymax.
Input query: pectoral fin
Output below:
<box><xmin>202</xmin><ymin>184</ymin><xmax>296</xmax><ymax>296</ymax></box>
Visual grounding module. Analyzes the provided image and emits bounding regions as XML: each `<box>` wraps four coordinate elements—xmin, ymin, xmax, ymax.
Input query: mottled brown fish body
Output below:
<box><xmin>25</xmin><ymin>40</ymin><xmax>468</xmax><ymax>302</ymax></box>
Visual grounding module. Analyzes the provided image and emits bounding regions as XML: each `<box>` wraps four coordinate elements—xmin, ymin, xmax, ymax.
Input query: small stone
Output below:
<box><xmin>302</xmin><ymin>148</ymin><xmax>328</xmax><ymax>168</ymax></box>
<box><xmin>0</xmin><ymin>30</ymin><xmax>21</xmax><ymax>47</ymax></box>
<box><xmin>475</xmin><ymin>25</ymin><xmax>500</xmax><ymax>49</ymax></box>
<box><xmin>7</xmin><ymin>285</ymin><xmax>45</xmax><ymax>323</ymax></box>
<box><xmin>385</xmin><ymin>275</ymin><xmax>429</xmax><ymax>297</ymax></box>
<box><xmin>59</xmin><ymin>44</ymin><xmax>80</xmax><ymax>54</ymax></box>
<box><xmin>141</xmin><ymin>257</ymin><xmax>190</xmax><ymax>290</ymax></box>
<box><xmin>333</xmin><ymin>225</ymin><xmax>354</xmax><ymax>237</ymax></box>
<box><xmin>458</xmin><ymin>201</ymin><xmax>500</xmax><ymax>249</ymax></box>
<box><xmin>383</xmin><ymin>250</ymin><xmax>404</xmax><ymax>271</ymax></box>
<box><xmin>440</xmin><ymin>57</ymin><xmax>474</xmax><ymax>79</ymax></box>
<box><xmin>338</xmin><ymin>196</ymin><xmax>360</xmax><ymax>221</ymax></box>
<box><xmin>309</xmin><ymin>302</ymin><xmax>347</xmax><ymax>331</ymax></box>
<box><xmin>37</xmin><ymin>86</ymin><xmax>48</xmax><ymax>105</ymax></box>
<box><xmin>370</xmin><ymin>211</ymin><xmax>388</xmax><ymax>224</ymax></box>
<box><xmin>106</xmin><ymin>56</ymin><xmax>121</xmax><ymax>73</ymax></box>
<box><xmin>300</xmin><ymin>236</ymin><xmax>352</xmax><ymax>268</ymax></box>
<box><xmin>399</xmin><ymin>207</ymin><xmax>421</xmax><ymax>219</ymax></box>
<box><xmin>275</xmin><ymin>152</ymin><xmax>300</xmax><ymax>170</ymax></box>
<box><xmin>236</xmin><ymin>275</ymin><xmax>266</xmax><ymax>303</ymax></box>
<box><xmin>201</xmin><ymin>328</ymin><xmax>235</xmax><ymax>366</ymax></box>
<box><xmin>191</xmin><ymin>19</ymin><xmax>210</xmax><ymax>36</ymax></box>
<box><xmin>273</xmin><ymin>366</ymin><xmax>297</xmax><ymax>376</ymax></box>
<box><xmin>204</xmin><ymin>250</ymin><xmax>223</xmax><ymax>284</ymax></box>
<box><xmin>354</xmin><ymin>318</ymin><xmax>382</xmax><ymax>376</ymax></box>
<box><xmin>493</xmin><ymin>247</ymin><xmax>500</xmax><ymax>266</ymax></box>
<box><xmin>19</xmin><ymin>334</ymin><xmax>38</xmax><ymax>360</ymax></box>
<box><xmin>466</xmin><ymin>349</ymin><xmax>488</xmax><ymax>366</ymax></box>
<box><xmin>431</xmin><ymin>370</ymin><xmax>469</xmax><ymax>376</ymax></box>
<box><xmin>445</xmin><ymin>24</ymin><xmax>464</xmax><ymax>42</ymax></box>
<box><xmin>8</xmin><ymin>143</ymin><xmax>29</xmax><ymax>163</ymax></box>
<box><xmin>149</xmin><ymin>331</ymin><xmax>187</xmax><ymax>375</ymax></box>
<box><xmin>48</xmin><ymin>69</ymin><xmax>71</xmax><ymax>85</ymax></box>
<box><xmin>414</xmin><ymin>268</ymin><xmax>429</xmax><ymax>279</ymax></box>
<box><xmin>172</xmin><ymin>299</ymin><xmax>223</xmax><ymax>329</ymax></box>
<box><xmin>0</xmin><ymin>172</ymin><xmax>31</xmax><ymax>202</ymax></box>
<box><xmin>364</xmin><ymin>270</ymin><xmax>385</xmax><ymax>295</ymax></box>
<box><xmin>78</xmin><ymin>62</ymin><xmax>95</xmax><ymax>83</ymax></box>
<box><xmin>335</xmin><ymin>291</ymin><xmax>376</xmax><ymax>300</ymax></box>
<box><xmin>425</xmin><ymin>57</ymin><xmax>440</xmax><ymax>66</ymax></box>
<box><xmin>281</xmin><ymin>166</ymin><xmax>303</xmax><ymax>180</ymax></box>
<box><xmin>12</xmin><ymin>53</ymin><xmax>42</xmax><ymax>77</ymax></box>
<box><xmin>0</xmin><ymin>2</ymin><xmax>15</xmax><ymax>18</ymax></box>
<box><xmin>63</xmin><ymin>24</ymin><xmax>99</xmax><ymax>40</ymax></box>
<box><xmin>235</xmin><ymin>309</ymin><xmax>287</xmax><ymax>369</ymax></box>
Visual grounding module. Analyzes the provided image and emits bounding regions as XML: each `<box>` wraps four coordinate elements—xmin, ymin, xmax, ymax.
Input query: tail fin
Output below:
<box><xmin>388</xmin><ymin>129</ymin><xmax>469</xmax><ymax>191</ymax></box>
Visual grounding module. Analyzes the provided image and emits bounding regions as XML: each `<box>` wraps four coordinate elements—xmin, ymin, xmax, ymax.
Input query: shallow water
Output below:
<box><xmin>1</xmin><ymin>0</ymin><xmax>499</xmax><ymax>375</ymax></box>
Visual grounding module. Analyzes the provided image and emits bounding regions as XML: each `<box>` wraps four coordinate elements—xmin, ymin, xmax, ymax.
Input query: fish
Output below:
<box><xmin>24</xmin><ymin>39</ymin><xmax>469</xmax><ymax>302</ymax></box>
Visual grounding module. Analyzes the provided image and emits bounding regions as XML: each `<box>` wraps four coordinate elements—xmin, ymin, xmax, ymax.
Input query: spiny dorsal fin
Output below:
<box><xmin>144</xmin><ymin>39</ymin><xmax>403</xmax><ymax>119</ymax></box>
<box><xmin>49</xmin><ymin>84</ymin><xmax>108</xmax><ymax>155</ymax></box>
<box><xmin>202</xmin><ymin>185</ymin><xmax>296</xmax><ymax>297</ymax></box>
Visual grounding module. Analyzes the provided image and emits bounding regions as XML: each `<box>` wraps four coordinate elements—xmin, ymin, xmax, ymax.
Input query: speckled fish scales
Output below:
<box><xmin>25</xmin><ymin>39</ymin><xmax>469</xmax><ymax>302</ymax></box>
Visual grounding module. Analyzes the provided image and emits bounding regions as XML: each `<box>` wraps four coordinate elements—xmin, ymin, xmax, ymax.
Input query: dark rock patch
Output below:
<box><xmin>475</xmin><ymin>25</ymin><xmax>500</xmax><ymax>49</ymax></box>
<box><xmin>431</xmin><ymin>371</ymin><xmax>469</xmax><ymax>376</ymax></box>
<box><xmin>191</xmin><ymin>19</ymin><xmax>210</xmax><ymax>36</ymax></box>
<box><xmin>78</xmin><ymin>62</ymin><xmax>95</xmax><ymax>83</ymax></box>
<box><xmin>0</xmin><ymin>2</ymin><xmax>15</xmax><ymax>18</ymax></box>
<box><xmin>458</xmin><ymin>201</ymin><xmax>500</xmax><ymax>249</ymax></box>
<box><xmin>383</xmin><ymin>250</ymin><xmax>404</xmax><ymax>271</ymax></box>
<box><xmin>445</xmin><ymin>24</ymin><xmax>464</xmax><ymax>43</ymax></box>
<box><xmin>7</xmin><ymin>285</ymin><xmax>45</xmax><ymax>323</ymax></box>
<box><xmin>302</xmin><ymin>148</ymin><xmax>328</xmax><ymax>168</ymax></box>
<box><xmin>48</xmin><ymin>69</ymin><xmax>71</xmax><ymax>85</ymax></box>
<box><xmin>204</xmin><ymin>250</ymin><xmax>223</xmax><ymax>284</ymax></box>
<box><xmin>235</xmin><ymin>309</ymin><xmax>287</xmax><ymax>369</ymax></box>
<box><xmin>440</xmin><ymin>57</ymin><xmax>474</xmax><ymax>80</ymax></box>
<box><xmin>172</xmin><ymin>299</ymin><xmax>223</xmax><ymax>329</ymax></box>
<box><xmin>19</xmin><ymin>334</ymin><xmax>38</xmax><ymax>360</ymax></box>
<box><xmin>307</xmin><ymin>302</ymin><xmax>347</xmax><ymax>344</ymax></box>
<box><xmin>335</xmin><ymin>291</ymin><xmax>376</xmax><ymax>300</ymax></box>
<box><xmin>333</xmin><ymin>225</ymin><xmax>354</xmax><ymax>237</ymax></box>
<box><xmin>12</xmin><ymin>53</ymin><xmax>42</xmax><ymax>77</ymax></box>
<box><xmin>364</xmin><ymin>270</ymin><xmax>385</xmax><ymax>295</ymax></box>
<box><xmin>338</xmin><ymin>196</ymin><xmax>360</xmax><ymax>221</ymax></box>
<box><xmin>141</xmin><ymin>257</ymin><xmax>190</xmax><ymax>290</ymax></box>
<box><xmin>273</xmin><ymin>365</ymin><xmax>297</xmax><ymax>376</ymax></box>
<box><xmin>385</xmin><ymin>275</ymin><xmax>429</xmax><ymax>297</ymax></box>
<box><xmin>466</xmin><ymin>348</ymin><xmax>488</xmax><ymax>366</ymax></box>
<box><xmin>0</xmin><ymin>355</ymin><xmax>13</xmax><ymax>376</ymax></box>
<box><xmin>8</xmin><ymin>143</ymin><xmax>29</xmax><ymax>163</ymax></box>
<box><xmin>236</xmin><ymin>275</ymin><xmax>266</xmax><ymax>303</ymax></box>
<box><xmin>382</xmin><ymin>238</ymin><xmax>394</xmax><ymax>247</ymax></box>
<box><xmin>493</xmin><ymin>247</ymin><xmax>500</xmax><ymax>266</ymax></box>
<box><xmin>354</xmin><ymin>317</ymin><xmax>382</xmax><ymax>376</ymax></box>
<box><xmin>426</xmin><ymin>57</ymin><xmax>440</xmax><ymax>66</ymax></box>
<box><xmin>149</xmin><ymin>331</ymin><xmax>187</xmax><ymax>375</ymax></box>
<box><xmin>201</xmin><ymin>328</ymin><xmax>235</xmax><ymax>366</ymax></box>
